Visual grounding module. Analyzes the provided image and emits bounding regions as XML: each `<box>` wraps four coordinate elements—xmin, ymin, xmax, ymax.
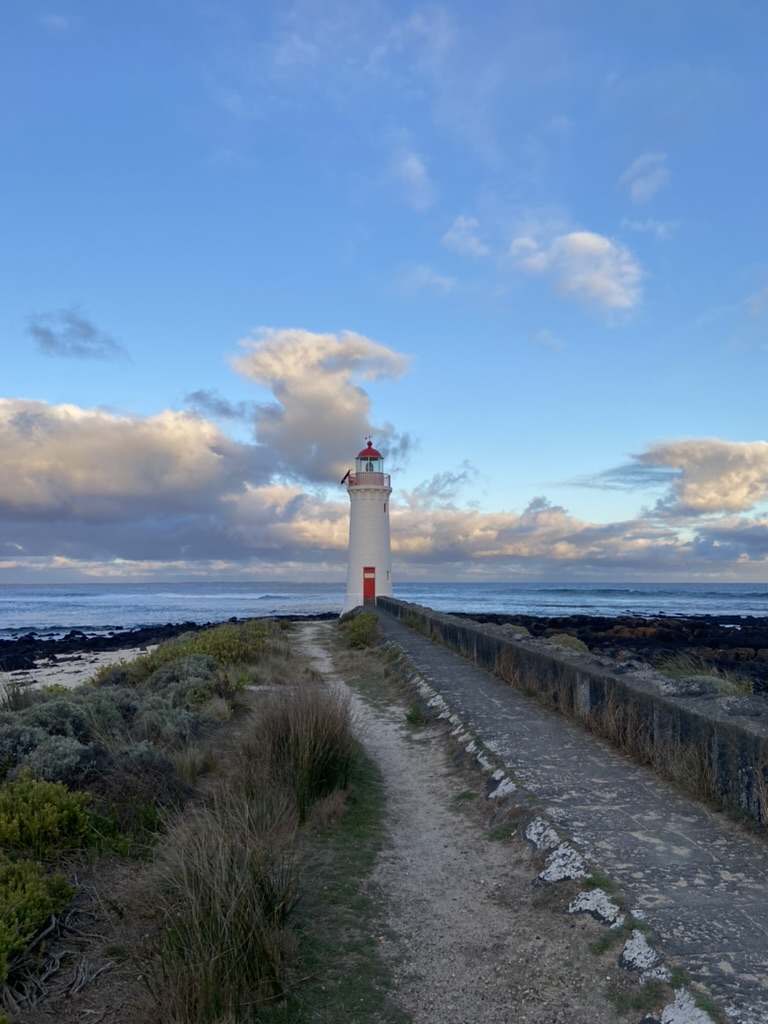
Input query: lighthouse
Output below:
<box><xmin>342</xmin><ymin>438</ymin><xmax>393</xmax><ymax>614</ymax></box>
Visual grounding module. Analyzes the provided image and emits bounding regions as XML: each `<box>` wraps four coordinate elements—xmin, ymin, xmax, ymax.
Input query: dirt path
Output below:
<box><xmin>296</xmin><ymin>622</ymin><xmax>645</xmax><ymax>1024</ymax></box>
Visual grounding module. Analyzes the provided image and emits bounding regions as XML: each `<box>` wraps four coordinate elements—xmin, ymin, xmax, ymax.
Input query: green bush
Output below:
<box><xmin>341</xmin><ymin>612</ymin><xmax>382</xmax><ymax>649</ymax></box>
<box><xmin>96</xmin><ymin>620</ymin><xmax>276</xmax><ymax>689</ymax></box>
<box><xmin>0</xmin><ymin>649</ymin><xmax>245</xmax><ymax>787</ymax></box>
<box><xmin>15</xmin><ymin>734</ymin><xmax>109</xmax><ymax>785</ymax></box>
<box><xmin>0</xmin><ymin>771</ymin><xmax>93</xmax><ymax>858</ymax></box>
<box><xmin>89</xmin><ymin>742</ymin><xmax>191</xmax><ymax>837</ymax></box>
<box><xmin>0</xmin><ymin>854</ymin><xmax>72</xmax><ymax>980</ymax></box>
<box><xmin>0</xmin><ymin>723</ymin><xmax>49</xmax><ymax>768</ymax></box>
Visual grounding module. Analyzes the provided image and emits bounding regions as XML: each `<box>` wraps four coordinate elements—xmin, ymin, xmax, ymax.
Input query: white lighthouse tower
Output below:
<box><xmin>342</xmin><ymin>438</ymin><xmax>393</xmax><ymax>614</ymax></box>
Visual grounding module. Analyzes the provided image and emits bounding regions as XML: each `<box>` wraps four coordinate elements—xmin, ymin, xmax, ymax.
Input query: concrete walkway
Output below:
<box><xmin>373</xmin><ymin>608</ymin><xmax>768</xmax><ymax>1024</ymax></box>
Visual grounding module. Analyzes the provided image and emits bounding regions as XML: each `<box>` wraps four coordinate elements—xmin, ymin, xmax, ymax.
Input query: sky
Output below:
<box><xmin>2</xmin><ymin>0</ymin><xmax>768</xmax><ymax>585</ymax></box>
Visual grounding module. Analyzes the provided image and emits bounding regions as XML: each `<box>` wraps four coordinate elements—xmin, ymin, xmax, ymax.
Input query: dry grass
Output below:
<box><xmin>654</xmin><ymin>653</ymin><xmax>753</xmax><ymax>695</ymax></box>
<box><xmin>137</xmin><ymin>682</ymin><xmax>361</xmax><ymax>1022</ymax></box>
<box><xmin>753</xmin><ymin>762</ymin><xmax>768</xmax><ymax>825</ymax></box>
<box><xmin>548</xmin><ymin>633</ymin><xmax>589</xmax><ymax>653</ymax></box>
<box><xmin>592</xmin><ymin>687</ymin><xmax>718</xmax><ymax>803</ymax></box>
<box><xmin>238</xmin><ymin>685</ymin><xmax>359</xmax><ymax>824</ymax></box>
<box><xmin>140</xmin><ymin>789</ymin><xmax>299</xmax><ymax>1022</ymax></box>
<box><xmin>495</xmin><ymin>648</ymin><xmax>723</xmax><ymax>807</ymax></box>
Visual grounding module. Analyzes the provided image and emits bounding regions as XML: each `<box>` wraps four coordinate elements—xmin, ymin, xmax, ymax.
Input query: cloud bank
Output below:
<box><xmin>3</xmin><ymin>329</ymin><xmax>768</xmax><ymax>582</ymax></box>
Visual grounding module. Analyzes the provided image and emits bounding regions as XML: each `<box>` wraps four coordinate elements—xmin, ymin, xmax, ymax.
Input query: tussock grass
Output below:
<box><xmin>238</xmin><ymin>686</ymin><xmax>359</xmax><ymax>824</ymax></box>
<box><xmin>140</xmin><ymin>680</ymin><xmax>361</xmax><ymax>1021</ymax></box>
<box><xmin>655</xmin><ymin>652</ymin><xmax>753</xmax><ymax>694</ymax></box>
<box><xmin>141</xmin><ymin>789</ymin><xmax>299</xmax><ymax>1022</ymax></box>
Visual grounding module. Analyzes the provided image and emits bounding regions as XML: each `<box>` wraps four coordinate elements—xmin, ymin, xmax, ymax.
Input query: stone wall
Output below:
<box><xmin>377</xmin><ymin>596</ymin><xmax>768</xmax><ymax>823</ymax></box>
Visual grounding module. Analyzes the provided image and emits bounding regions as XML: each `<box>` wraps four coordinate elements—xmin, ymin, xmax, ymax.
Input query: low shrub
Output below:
<box><xmin>95</xmin><ymin>621</ymin><xmax>276</xmax><ymax>689</ymax></box>
<box><xmin>341</xmin><ymin>612</ymin><xmax>382</xmax><ymax>649</ymax></box>
<box><xmin>14</xmin><ymin>734</ymin><xmax>110</xmax><ymax>786</ymax></box>
<box><xmin>0</xmin><ymin>771</ymin><xmax>93</xmax><ymax>858</ymax></box>
<box><xmin>0</xmin><ymin>854</ymin><xmax>72</xmax><ymax>981</ymax></box>
<box><xmin>88</xmin><ymin>742</ymin><xmax>191</xmax><ymax>837</ymax></box>
<box><xmin>0</xmin><ymin>650</ymin><xmax>243</xmax><ymax>786</ymax></box>
<box><xmin>0</xmin><ymin>724</ymin><xmax>49</xmax><ymax>775</ymax></box>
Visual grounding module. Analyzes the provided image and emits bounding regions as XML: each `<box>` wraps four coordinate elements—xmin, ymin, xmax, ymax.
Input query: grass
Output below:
<box><xmin>141</xmin><ymin>787</ymin><xmax>300</xmax><ymax>1021</ymax></box>
<box><xmin>404</xmin><ymin>700</ymin><xmax>429</xmax><ymax>726</ymax></box>
<box><xmin>238</xmin><ymin>686</ymin><xmax>359</xmax><ymax>825</ymax></box>
<box><xmin>454</xmin><ymin>789</ymin><xmax>476</xmax><ymax>803</ymax></box>
<box><xmin>273</xmin><ymin>754</ymin><xmax>410</xmax><ymax>1024</ymax></box>
<box><xmin>585</xmin><ymin>870</ymin><xmax>618</xmax><ymax>893</ymax></box>
<box><xmin>609</xmin><ymin>979</ymin><xmax>667</xmax><ymax>1014</ymax></box>
<box><xmin>138</xmin><ymin>679</ymin><xmax>363</xmax><ymax>1022</ymax></box>
<box><xmin>654</xmin><ymin>652</ymin><xmax>753</xmax><ymax>694</ymax></box>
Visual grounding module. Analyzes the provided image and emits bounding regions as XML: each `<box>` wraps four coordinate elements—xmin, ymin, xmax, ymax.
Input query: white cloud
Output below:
<box><xmin>531</xmin><ymin>328</ymin><xmax>565</xmax><ymax>354</ymax></box>
<box><xmin>442</xmin><ymin>215</ymin><xmax>489</xmax><ymax>257</ymax></box>
<box><xmin>622</xmin><ymin>218</ymin><xmax>680</xmax><ymax>240</ymax></box>
<box><xmin>232</xmin><ymin>327</ymin><xmax>410</xmax><ymax>482</ymax></box>
<box><xmin>510</xmin><ymin>231</ymin><xmax>643</xmax><ymax>310</ymax></box>
<box><xmin>38</xmin><ymin>13</ymin><xmax>78</xmax><ymax>32</ymax></box>
<box><xmin>396</xmin><ymin>264</ymin><xmax>457</xmax><ymax>295</ymax></box>
<box><xmin>619</xmin><ymin>153</ymin><xmax>669</xmax><ymax>204</ymax></box>
<box><xmin>4</xmin><ymin>402</ymin><xmax>768</xmax><ymax>578</ymax></box>
<box><xmin>392</xmin><ymin>151</ymin><xmax>435</xmax><ymax>211</ymax></box>
<box><xmin>0</xmin><ymin>400</ymin><xmax>261</xmax><ymax>520</ymax></box>
<box><xmin>634</xmin><ymin>439</ymin><xmax>768</xmax><ymax>515</ymax></box>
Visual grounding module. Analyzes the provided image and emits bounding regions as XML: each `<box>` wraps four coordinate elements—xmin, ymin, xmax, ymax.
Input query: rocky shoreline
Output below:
<box><xmin>5</xmin><ymin>609</ymin><xmax>768</xmax><ymax>694</ymax></box>
<box><xmin>452</xmin><ymin>611</ymin><xmax>768</xmax><ymax>691</ymax></box>
<box><xmin>0</xmin><ymin>613</ymin><xmax>338</xmax><ymax>674</ymax></box>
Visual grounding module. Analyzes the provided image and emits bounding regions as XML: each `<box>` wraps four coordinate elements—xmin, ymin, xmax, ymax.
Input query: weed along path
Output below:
<box><xmin>297</xmin><ymin>621</ymin><xmax>666</xmax><ymax>1024</ymax></box>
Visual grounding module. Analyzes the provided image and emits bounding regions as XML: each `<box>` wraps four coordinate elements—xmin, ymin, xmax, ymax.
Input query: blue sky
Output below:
<box><xmin>2</xmin><ymin>0</ymin><xmax>768</xmax><ymax>583</ymax></box>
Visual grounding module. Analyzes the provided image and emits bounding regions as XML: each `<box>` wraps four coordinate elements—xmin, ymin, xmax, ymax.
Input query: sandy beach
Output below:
<box><xmin>1</xmin><ymin>646</ymin><xmax>155</xmax><ymax>694</ymax></box>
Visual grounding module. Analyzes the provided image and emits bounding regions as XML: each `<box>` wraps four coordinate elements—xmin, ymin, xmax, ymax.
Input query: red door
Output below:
<box><xmin>363</xmin><ymin>567</ymin><xmax>376</xmax><ymax>604</ymax></box>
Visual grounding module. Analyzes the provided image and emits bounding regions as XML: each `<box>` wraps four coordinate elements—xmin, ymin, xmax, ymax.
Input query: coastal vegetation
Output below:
<box><xmin>653</xmin><ymin>652</ymin><xmax>753</xmax><ymax>695</ymax></box>
<box><xmin>338</xmin><ymin>610</ymin><xmax>381</xmax><ymax>648</ymax></box>
<box><xmin>0</xmin><ymin>615</ymin><xmax>390</xmax><ymax>1023</ymax></box>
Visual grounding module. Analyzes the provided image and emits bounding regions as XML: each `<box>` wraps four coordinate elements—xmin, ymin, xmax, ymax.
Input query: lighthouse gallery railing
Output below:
<box><xmin>348</xmin><ymin>472</ymin><xmax>391</xmax><ymax>487</ymax></box>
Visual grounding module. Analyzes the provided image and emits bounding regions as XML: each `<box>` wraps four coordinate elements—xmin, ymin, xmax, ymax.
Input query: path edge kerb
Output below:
<box><xmin>375</xmin><ymin>597</ymin><xmax>768</xmax><ymax>825</ymax></box>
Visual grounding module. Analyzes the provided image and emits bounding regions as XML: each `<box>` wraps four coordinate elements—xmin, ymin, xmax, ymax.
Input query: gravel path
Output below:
<box><xmin>296</xmin><ymin>622</ymin><xmax>647</xmax><ymax>1024</ymax></box>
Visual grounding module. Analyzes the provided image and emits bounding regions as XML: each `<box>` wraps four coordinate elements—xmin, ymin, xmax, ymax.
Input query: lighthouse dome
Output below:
<box><xmin>357</xmin><ymin>440</ymin><xmax>382</xmax><ymax>459</ymax></box>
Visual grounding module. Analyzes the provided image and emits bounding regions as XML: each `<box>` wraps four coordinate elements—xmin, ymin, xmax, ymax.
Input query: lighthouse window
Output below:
<box><xmin>383</xmin><ymin>503</ymin><xmax>387</xmax><ymax>513</ymax></box>
<box><xmin>366</xmin><ymin>461</ymin><xmax>373</xmax><ymax>471</ymax></box>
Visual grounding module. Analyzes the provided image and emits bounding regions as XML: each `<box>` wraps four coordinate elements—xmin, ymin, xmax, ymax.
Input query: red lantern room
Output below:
<box><xmin>348</xmin><ymin>439</ymin><xmax>390</xmax><ymax>488</ymax></box>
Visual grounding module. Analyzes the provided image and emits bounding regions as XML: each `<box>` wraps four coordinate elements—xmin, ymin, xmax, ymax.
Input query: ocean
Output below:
<box><xmin>1</xmin><ymin>581</ymin><xmax>768</xmax><ymax>639</ymax></box>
